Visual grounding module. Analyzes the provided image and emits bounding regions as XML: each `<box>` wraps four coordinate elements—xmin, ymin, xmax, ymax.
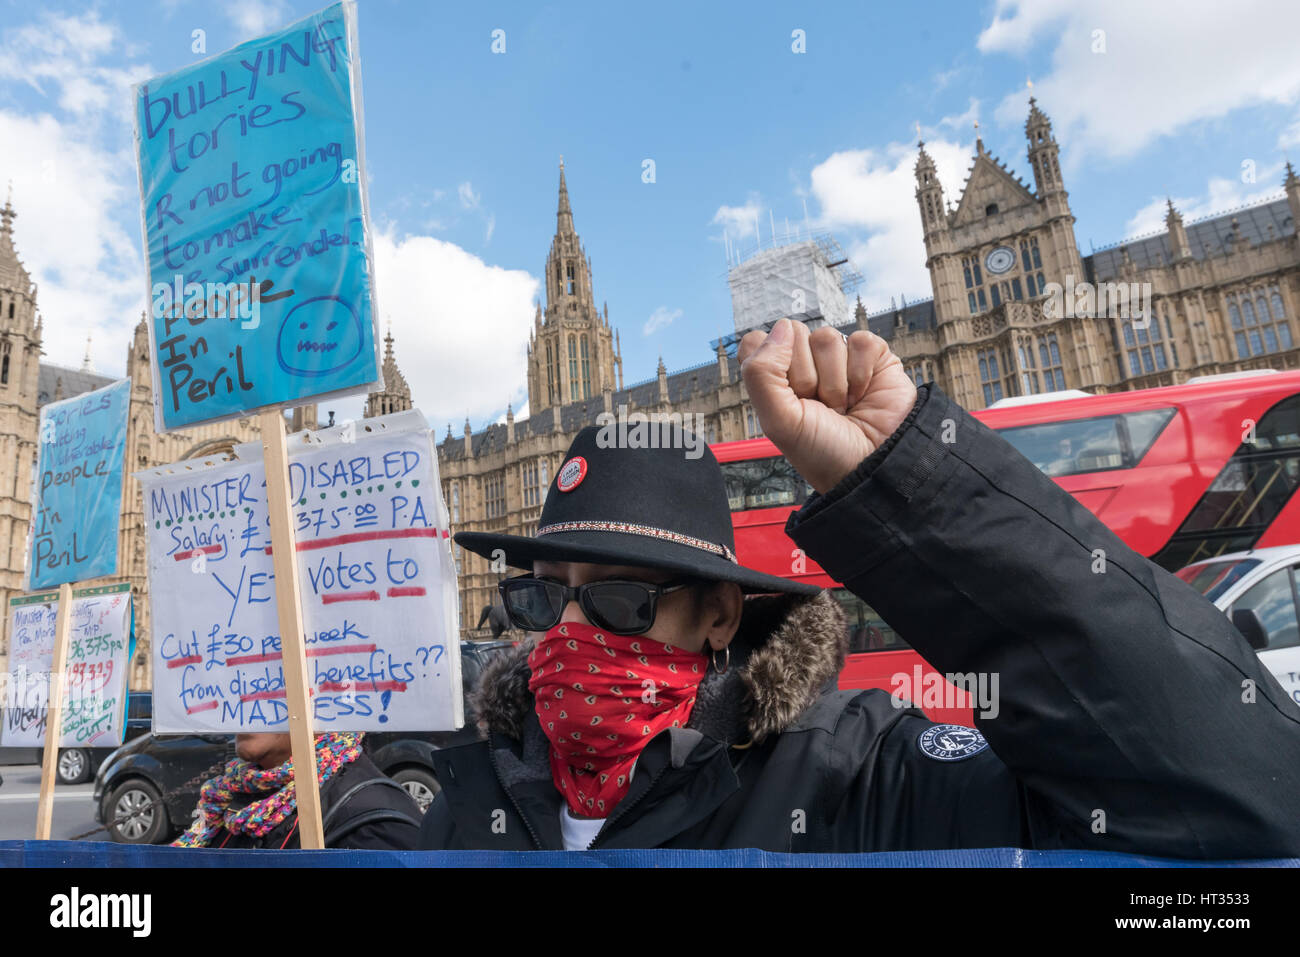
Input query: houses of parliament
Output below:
<box><xmin>3</xmin><ymin>97</ymin><xmax>1300</xmax><ymax>689</ymax></box>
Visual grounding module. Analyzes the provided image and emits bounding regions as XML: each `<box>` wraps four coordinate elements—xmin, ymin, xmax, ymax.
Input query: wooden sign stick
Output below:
<box><xmin>260</xmin><ymin>409</ymin><xmax>325</xmax><ymax>849</ymax></box>
<box><xmin>34</xmin><ymin>581</ymin><xmax>74</xmax><ymax>840</ymax></box>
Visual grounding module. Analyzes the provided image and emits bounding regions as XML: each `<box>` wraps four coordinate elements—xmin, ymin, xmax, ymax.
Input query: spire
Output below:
<box><xmin>1287</xmin><ymin>161</ymin><xmax>1300</xmax><ymax>228</ymax></box>
<box><xmin>973</xmin><ymin>118</ymin><xmax>984</xmax><ymax>155</ymax></box>
<box><xmin>0</xmin><ymin>184</ymin><xmax>32</xmax><ymax>295</ymax></box>
<box><xmin>1166</xmin><ymin>198</ymin><xmax>1191</xmax><ymax>262</ymax></box>
<box><xmin>364</xmin><ymin>323</ymin><xmax>412</xmax><ymax>417</ymax></box>
<box><xmin>557</xmin><ymin>156</ymin><xmax>574</xmax><ymax>236</ymax></box>
<box><xmin>1025</xmin><ymin>96</ymin><xmax>1064</xmax><ymax>200</ymax></box>
<box><xmin>81</xmin><ymin>334</ymin><xmax>93</xmax><ymax>372</ymax></box>
<box><xmin>915</xmin><ymin>131</ymin><xmax>946</xmax><ymax>239</ymax></box>
<box><xmin>854</xmin><ymin>295</ymin><xmax>869</xmax><ymax>330</ymax></box>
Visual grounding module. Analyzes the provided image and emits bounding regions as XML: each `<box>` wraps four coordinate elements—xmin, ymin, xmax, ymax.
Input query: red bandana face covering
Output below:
<box><xmin>528</xmin><ymin>621</ymin><xmax>709</xmax><ymax>818</ymax></box>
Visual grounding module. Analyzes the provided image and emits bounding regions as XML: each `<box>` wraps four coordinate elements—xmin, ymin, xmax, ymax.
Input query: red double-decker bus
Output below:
<box><xmin>714</xmin><ymin>369</ymin><xmax>1300</xmax><ymax>725</ymax></box>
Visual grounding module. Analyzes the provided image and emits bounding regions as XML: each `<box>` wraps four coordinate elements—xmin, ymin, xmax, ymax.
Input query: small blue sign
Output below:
<box><xmin>133</xmin><ymin>1</ymin><xmax>379</xmax><ymax>430</ymax></box>
<box><xmin>28</xmin><ymin>378</ymin><xmax>131</xmax><ymax>589</ymax></box>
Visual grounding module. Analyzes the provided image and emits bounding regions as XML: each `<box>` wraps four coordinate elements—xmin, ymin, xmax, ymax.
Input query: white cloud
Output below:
<box><xmin>457</xmin><ymin>181</ymin><xmax>480</xmax><ymax>209</ymax></box>
<box><xmin>0</xmin><ymin>12</ymin><xmax>149</xmax><ymax>127</ymax></box>
<box><xmin>809</xmin><ymin>137</ymin><xmax>972</xmax><ymax>307</ymax></box>
<box><xmin>979</xmin><ymin>0</ymin><xmax>1300</xmax><ymax>160</ymax></box>
<box><xmin>225</xmin><ymin>0</ymin><xmax>294</xmax><ymax>38</ymax></box>
<box><xmin>643</xmin><ymin>306</ymin><xmax>681</xmax><ymax>336</ymax></box>
<box><xmin>370</xmin><ymin>230</ymin><xmax>538</xmax><ymax>429</ymax></box>
<box><xmin>711</xmin><ymin>197</ymin><xmax>763</xmax><ymax>239</ymax></box>
<box><xmin>1124</xmin><ymin>170</ymin><xmax>1286</xmax><ymax>239</ymax></box>
<box><xmin>0</xmin><ymin>12</ymin><xmax>153</xmax><ymax>376</ymax></box>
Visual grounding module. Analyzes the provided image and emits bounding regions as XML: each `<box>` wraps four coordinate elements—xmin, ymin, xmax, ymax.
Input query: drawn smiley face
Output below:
<box><xmin>276</xmin><ymin>295</ymin><xmax>365</xmax><ymax>377</ymax></box>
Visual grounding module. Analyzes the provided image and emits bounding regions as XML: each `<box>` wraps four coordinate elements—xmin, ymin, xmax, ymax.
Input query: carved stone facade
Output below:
<box><xmin>428</xmin><ymin>113</ymin><xmax>1300</xmax><ymax>636</ymax></box>
<box><xmin>889</xmin><ymin>98</ymin><xmax>1300</xmax><ymax>410</ymax></box>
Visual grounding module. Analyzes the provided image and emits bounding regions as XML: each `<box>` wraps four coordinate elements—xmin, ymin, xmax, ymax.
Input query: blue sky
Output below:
<box><xmin>2</xmin><ymin>0</ymin><xmax>1299</xmax><ymax>430</ymax></box>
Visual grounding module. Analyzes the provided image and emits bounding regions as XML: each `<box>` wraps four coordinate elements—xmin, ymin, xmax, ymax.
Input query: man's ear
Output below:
<box><xmin>704</xmin><ymin>582</ymin><xmax>744</xmax><ymax>651</ymax></box>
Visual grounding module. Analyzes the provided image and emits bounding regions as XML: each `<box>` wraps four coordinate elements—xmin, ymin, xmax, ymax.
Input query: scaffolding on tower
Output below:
<box><xmin>713</xmin><ymin>232</ymin><xmax>864</xmax><ymax>358</ymax></box>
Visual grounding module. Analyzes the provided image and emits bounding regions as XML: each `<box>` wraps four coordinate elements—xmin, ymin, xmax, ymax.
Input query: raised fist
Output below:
<box><xmin>738</xmin><ymin>318</ymin><xmax>917</xmax><ymax>495</ymax></box>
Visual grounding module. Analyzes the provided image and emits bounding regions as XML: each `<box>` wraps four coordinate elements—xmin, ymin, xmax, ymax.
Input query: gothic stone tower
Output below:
<box><xmin>526</xmin><ymin>161</ymin><xmax>622</xmax><ymax>414</ymax></box>
<box><xmin>913</xmin><ymin>99</ymin><xmax>1113</xmax><ymax>409</ymax></box>
<box><xmin>365</xmin><ymin>327</ymin><xmax>413</xmax><ymax>417</ymax></box>
<box><xmin>0</xmin><ymin>194</ymin><xmax>42</xmax><ymax>608</ymax></box>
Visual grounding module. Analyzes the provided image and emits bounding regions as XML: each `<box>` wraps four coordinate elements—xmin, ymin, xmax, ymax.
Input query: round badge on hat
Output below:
<box><xmin>557</xmin><ymin>456</ymin><xmax>587</xmax><ymax>492</ymax></box>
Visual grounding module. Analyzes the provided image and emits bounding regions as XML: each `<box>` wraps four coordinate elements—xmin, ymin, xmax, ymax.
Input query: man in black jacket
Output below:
<box><xmin>418</xmin><ymin>318</ymin><xmax>1300</xmax><ymax>857</ymax></box>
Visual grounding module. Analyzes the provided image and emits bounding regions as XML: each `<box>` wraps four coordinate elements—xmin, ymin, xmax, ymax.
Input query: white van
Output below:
<box><xmin>1177</xmin><ymin>545</ymin><xmax>1300</xmax><ymax>707</ymax></box>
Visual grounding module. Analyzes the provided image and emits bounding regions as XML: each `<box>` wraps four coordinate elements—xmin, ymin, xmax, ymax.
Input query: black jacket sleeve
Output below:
<box><xmin>787</xmin><ymin>384</ymin><xmax>1300</xmax><ymax>859</ymax></box>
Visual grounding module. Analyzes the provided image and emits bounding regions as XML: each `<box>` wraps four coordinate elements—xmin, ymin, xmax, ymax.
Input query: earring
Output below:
<box><xmin>712</xmin><ymin>645</ymin><xmax>729</xmax><ymax>675</ymax></box>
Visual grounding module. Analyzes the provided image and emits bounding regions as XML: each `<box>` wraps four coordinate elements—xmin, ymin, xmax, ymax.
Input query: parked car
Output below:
<box><xmin>93</xmin><ymin>640</ymin><xmax>516</xmax><ymax>842</ymax></box>
<box><xmin>38</xmin><ymin>691</ymin><xmax>153</xmax><ymax>786</ymax></box>
<box><xmin>1176</xmin><ymin>545</ymin><xmax>1300</xmax><ymax>707</ymax></box>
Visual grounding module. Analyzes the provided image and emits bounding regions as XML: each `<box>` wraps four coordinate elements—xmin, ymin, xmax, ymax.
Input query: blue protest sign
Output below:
<box><xmin>27</xmin><ymin>378</ymin><xmax>131</xmax><ymax>590</ymax></box>
<box><xmin>133</xmin><ymin>0</ymin><xmax>380</xmax><ymax>431</ymax></box>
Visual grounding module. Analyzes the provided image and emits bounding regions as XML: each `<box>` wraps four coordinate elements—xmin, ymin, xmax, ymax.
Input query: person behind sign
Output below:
<box><xmin>173</xmin><ymin>731</ymin><xmax>421</xmax><ymax>850</ymax></box>
<box><xmin>417</xmin><ymin>319</ymin><xmax>1300</xmax><ymax>855</ymax></box>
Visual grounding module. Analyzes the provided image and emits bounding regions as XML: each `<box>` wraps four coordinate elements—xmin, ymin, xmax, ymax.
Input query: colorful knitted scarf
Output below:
<box><xmin>172</xmin><ymin>732</ymin><xmax>365</xmax><ymax>848</ymax></box>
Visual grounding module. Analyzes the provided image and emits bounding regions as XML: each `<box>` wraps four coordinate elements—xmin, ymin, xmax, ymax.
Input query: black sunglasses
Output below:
<box><xmin>497</xmin><ymin>574</ymin><xmax>697</xmax><ymax>636</ymax></box>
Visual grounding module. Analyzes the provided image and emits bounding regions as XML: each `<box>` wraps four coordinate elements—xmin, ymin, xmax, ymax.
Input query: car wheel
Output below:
<box><xmin>391</xmin><ymin>767</ymin><xmax>439</xmax><ymax>813</ymax></box>
<box><xmin>105</xmin><ymin>779</ymin><xmax>170</xmax><ymax>844</ymax></box>
<box><xmin>57</xmin><ymin>748</ymin><xmax>91</xmax><ymax>785</ymax></box>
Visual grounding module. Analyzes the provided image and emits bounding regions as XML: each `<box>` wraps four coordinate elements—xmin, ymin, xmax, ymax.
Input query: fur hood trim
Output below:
<box><xmin>469</xmin><ymin>590</ymin><xmax>847</xmax><ymax>746</ymax></box>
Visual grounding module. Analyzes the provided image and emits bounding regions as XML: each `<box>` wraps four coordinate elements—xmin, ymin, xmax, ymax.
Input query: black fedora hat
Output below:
<box><xmin>455</xmin><ymin>424</ymin><xmax>819</xmax><ymax>596</ymax></box>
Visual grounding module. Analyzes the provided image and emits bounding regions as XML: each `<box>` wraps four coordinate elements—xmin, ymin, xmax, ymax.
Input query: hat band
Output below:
<box><xmin>535</xmin><ymin>520</ymin><xmax>738</xmax><ymax>564</ymax></box>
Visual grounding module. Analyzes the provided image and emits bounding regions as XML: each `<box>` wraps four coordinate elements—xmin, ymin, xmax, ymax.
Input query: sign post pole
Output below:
<box><xmin>259</xmin><ymin>409</ymin><xmax>325</xmax><ymax>849</ymax></box>
<box><xmin>34</xmin><ymin>581</ymin><xmax>74</xmax><ymax>840</ymax></box>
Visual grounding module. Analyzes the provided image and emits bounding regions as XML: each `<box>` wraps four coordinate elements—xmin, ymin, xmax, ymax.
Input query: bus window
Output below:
<box><xmin>830</xmin><ymin>587</ymin><xmax>909</xmax><ymax>654</ymax></box>
<box><xmin>720</xmin><ymin>456</ymin><xmax>812</xmax><ymax>512</ymax></box>
<box><xmin>994</xmin><ymin>408</ymin><xmax>1175</xmax><ymax>477</ymax></box>
<box><xmin>1155</xmin><ymin>395</ymin><xmax>1300</xmax><ymax>569</ymax></box>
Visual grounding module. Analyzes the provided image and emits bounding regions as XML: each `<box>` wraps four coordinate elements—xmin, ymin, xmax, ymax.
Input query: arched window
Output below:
<box><xmin>566</xmin><ymin>262</ymin><xmax>575</xmax><ymax>296</ymax></box>
<box><xmin>6</xmin><ymin>302</ymin><xmax>12</xmax><ymax>319</ymax></box>
<box><xmin>1</xmin><ymin>353</ymin><xmax>8</xmax><ymax>385</ymax></box>
<box><xmin>568</xmin><ymin>336</ymin><xmax>578</xmax><ymax>400</ymax></box>
<box><xmin>580</xmin><ymin>336</ymin><xmax>590</xmax><ymax>398</ymax></box>
<box><xmin>545</xmin><ymin>343</ymin><xmax>555</xmax><ymax>403</ymax></box>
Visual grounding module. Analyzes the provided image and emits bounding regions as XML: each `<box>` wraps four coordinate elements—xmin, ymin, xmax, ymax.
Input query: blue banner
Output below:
<box><xmin>28</xmin><ymin>378</ymin><xmax>130</xmax><ymax>589</ymax></box>
<box><xmin>1</xmin><ymin>842</ymin><xmax>1296</xmax><ymax>868</ymax></box>
<box><xmin>133</xmin><ymin>0</ymin><xmax>379</xmax><ymax>431</ymax></box>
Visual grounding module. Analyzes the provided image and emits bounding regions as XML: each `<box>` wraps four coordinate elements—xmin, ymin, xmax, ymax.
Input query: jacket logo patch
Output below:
<box><xmin>917</xmin><ymin>724</ymin><xmax>989</xmax><ymax>762</ymax></box>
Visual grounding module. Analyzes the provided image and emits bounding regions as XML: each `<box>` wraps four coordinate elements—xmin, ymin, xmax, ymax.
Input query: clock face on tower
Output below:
<box><xmin>985</xmin><ymin>246</ymin><xmax>1016</xmax><ymax>274</ymax></box>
